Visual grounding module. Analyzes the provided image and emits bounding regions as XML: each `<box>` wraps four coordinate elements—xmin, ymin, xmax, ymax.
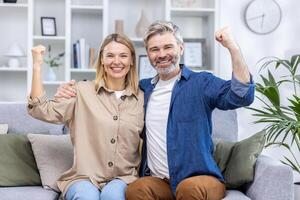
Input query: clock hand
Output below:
<box><xmin>261</xmin><ymin>13</ymin><xmax>265</xmax><ymax>29</ymax></box>
<box><xmin>247</xmin><ymin>14</ymin><xmax>264</xmax><ymax>21</ymax></box>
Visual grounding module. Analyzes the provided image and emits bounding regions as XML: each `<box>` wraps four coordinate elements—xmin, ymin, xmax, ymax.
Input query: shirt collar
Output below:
<box><xmin>150</xmin><ymin>65</ymin><xmax>191</xmax><ymax>85</ymax></box>
<box><xmin>95</xmin><ymin>79</ymin><xmax>138</xmax><ymax>99</ymax></box>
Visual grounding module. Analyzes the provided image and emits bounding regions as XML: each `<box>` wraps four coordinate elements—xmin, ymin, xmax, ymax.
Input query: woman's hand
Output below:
<box><xmin>31</xmin><ymin>45</ymin><xmax>46</xmax><ymax>68</ymax></box>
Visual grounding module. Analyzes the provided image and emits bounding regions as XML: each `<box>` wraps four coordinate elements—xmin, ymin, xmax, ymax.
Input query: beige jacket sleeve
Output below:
<box><xmin>27</xmin><ymin>92</ymin><xmax>76</xmax><ymax>124</ymax></box>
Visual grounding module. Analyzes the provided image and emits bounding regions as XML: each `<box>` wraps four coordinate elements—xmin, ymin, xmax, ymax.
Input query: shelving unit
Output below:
<box><xmin>0</xmin><ymin>0</ymin><xmax>219</xmax><ymax>102</ymax></box>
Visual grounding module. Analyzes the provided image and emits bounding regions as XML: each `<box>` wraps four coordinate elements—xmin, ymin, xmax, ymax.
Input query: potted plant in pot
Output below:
<box><xmin>248</xmin><ymin>54</ymin><xmax>300</xmax><ymax>198</ymax></box>
<box><xmin>44</xmin><ymin>45</ymin><xmax>64</xmax><ymax>81</ymax></box>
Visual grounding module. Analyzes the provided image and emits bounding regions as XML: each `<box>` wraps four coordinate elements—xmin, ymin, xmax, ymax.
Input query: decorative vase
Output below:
<box><xmin>115</xmin><ymin>20</ymin><xmax>124</xmax><ymax>34</ymax></box>
<box><xmin>47</xmin><ymin>67</ymin><xmax>57</xmax><ymax>81</ymax></box>
<box><xmin>135</xmin><ymin>9</ymin><xmax>150</xmax><ymax>38</ymax></box>
<box><xmin>295</xmin><ymin>182</ymin><xmax>300</xmax><ymax>200</ymax></box>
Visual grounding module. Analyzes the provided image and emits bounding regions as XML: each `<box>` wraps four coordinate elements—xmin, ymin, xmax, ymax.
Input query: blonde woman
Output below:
<box><xmin>28</xmin><ymin>33</ymin><xmax>144</xmax><ymax>200</ymax></box>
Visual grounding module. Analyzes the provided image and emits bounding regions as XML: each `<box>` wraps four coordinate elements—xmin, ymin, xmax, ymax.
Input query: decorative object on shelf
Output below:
<box><xmin>172</xmin><ymin>0</ymin><xmax>201</xmax><ymax>8</ymax></box>
<box><xmin>135</xmin><ymin>10</ymin><xmax>150</xmax><ymax>38</ymax></box>
<box><xmin>247</xmin><ymin>54</ymin><xmax>300</xmax><ymax>196</ymax></box>
<box><xmin>5</xmin><ymin>42</ymin><xmax>25</xmax><ymax>68</ymax></box>
<box><xmin>0</xmin><ymin>124</ymin><xmax>8</xmax><ymax>134</ymax></box>
<box><xmin>41</xmin><ymin>17</ymin><xmax>57</xmax><ymax>36</ymax></box>
<box><xmin>3</xmin><ymin>0</ymin><xmax>17</xmax><ymax>3</ymax></box>
<box><xmin>115</xmin><ymin>20</ymin><xmax>124</xmax><ymax>34</ymax></box>
<box><xmin>138</xmin><ymin>55</ymin><xmax>156</xmax><ymax>80</ymax></box>
<box><xmin>89</xmin><ymin>47</ymin><xmax>95</xmax><ymax>68</ymax></box>
<box><xmin>244</xmin><ymin>0</ymin><xmax>282</xmax><ymax>35</ymax></box>
<box><xmin>44</xmin><ymin>45</ymin><xmax>64</xmax><ymax>81</ymax></box>
<box><xmin>183</xmin><ymin>38</ymin><xmax>206</xmax><ymax>69</ymax></box>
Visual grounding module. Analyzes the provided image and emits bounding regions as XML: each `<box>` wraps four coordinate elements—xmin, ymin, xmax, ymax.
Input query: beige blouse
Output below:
<box><xmin>27</xmin><ymin>80</ymin><xmax>144</xmax><ymax>195</ymax></box>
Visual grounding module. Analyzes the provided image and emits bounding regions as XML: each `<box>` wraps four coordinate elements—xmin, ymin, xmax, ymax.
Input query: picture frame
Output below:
<box><xmin>182</xmin><ymin>38</ymin><xmax>206</xmax><ymax>69</ymax></box>
<box><xmin>138</xmin><ymin>55</ymin><xmax>157</xmax><ymax>80</ymax></box>
<box><xmin>41</xmin><ymin>17</ymin><xmax>57</xmax><ymax>36</ymax></box>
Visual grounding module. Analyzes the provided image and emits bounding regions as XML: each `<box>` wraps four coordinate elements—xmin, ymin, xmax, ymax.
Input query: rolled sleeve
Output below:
<box><xmin>231</xmin><ymin>73</ymin><xmax>254</xmax><ymax>97</ymax></box>
<box><xmin>27</xmin><ymin>92</ymin><xmax>47</xmax><ymax>108</ymax></box>
<box><xmin>27</xmin><ymin>92</ymin><xmax>76</xmax><ymax>124</ymax></box>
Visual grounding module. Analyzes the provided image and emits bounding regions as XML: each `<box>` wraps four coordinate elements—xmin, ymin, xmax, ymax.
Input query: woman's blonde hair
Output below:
<box><xmin>94</xmin><ymin>33</ymin><xmax>139</xmax><ymax>94</ymax></box>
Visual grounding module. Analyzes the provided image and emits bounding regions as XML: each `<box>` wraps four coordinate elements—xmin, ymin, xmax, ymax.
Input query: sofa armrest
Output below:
<box><xmin>245</xmin><ymin>155</ymin><xmax>294</xmax><ymax>200</ymax></box>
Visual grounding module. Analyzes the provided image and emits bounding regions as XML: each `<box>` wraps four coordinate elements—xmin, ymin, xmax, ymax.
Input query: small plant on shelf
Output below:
<box><xmin>44</xmin><ymin>45</ymin><xmax>64</xmax><ymax>68</ymax></box>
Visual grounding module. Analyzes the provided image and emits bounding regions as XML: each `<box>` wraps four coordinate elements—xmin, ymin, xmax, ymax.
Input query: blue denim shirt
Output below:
<box><xmin>139</xmin><ymin>66</ymin><xmax>255</xmax><ymax>194</ymax></box>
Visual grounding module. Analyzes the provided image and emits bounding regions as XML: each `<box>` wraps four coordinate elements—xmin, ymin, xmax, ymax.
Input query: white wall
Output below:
<box><xmin>218</xmin><ymin>0</ymin><xmax>300</xmax><ymax>180</ymax></box>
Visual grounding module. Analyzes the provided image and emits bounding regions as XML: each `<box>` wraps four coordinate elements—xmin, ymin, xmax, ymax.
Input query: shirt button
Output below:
<box><xmin>113</xmin><ymin>116</ymin><xmax>118</xmax><ymax>120</ymax></box>
<box><xmin>108</xmin><ymin>162</ymin><xmax>113</xmax><ymax>167</ymax></box>
<box><xmin>120</xmin><ymin>96</ymin><xmax>126</xmax><ymax>100</ymax></box>
<box><xmin>111</xmin><ymin>138</ymin><xmax>116</xmax><ymax>144</ymax></box>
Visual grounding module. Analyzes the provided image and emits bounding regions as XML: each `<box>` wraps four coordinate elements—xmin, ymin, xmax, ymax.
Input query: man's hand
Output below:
<box><xmin>54</xmin><ymin>80</ymin><xmax>77</xmax><ymax>99</ymax></box>
<box><xmin>215</xmin><ymin>27</ymin><xmax>239</xmax><ymax>51</ymax></box>
<box><xmin>216</xmin><ymin>27</ymin><xmax>250</xmax><ymax>83</ymax></box>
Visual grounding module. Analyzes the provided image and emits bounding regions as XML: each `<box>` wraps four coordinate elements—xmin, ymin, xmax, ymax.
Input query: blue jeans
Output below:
<box><xmin>65</xmin><ymin>179</ymin><xmax>127</xmax><ymax>200</ymax></box>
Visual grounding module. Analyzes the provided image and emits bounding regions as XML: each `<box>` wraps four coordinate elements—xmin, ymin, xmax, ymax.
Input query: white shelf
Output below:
<box><xmin>33</xmin><ymin>36</ymin><xmax>66</xmax><ymax>41</ymax></box>
<box><xmin>0</xmin><ymin>3</ymin><xmax>28</xmax><ymax>8</ymax></box>
<box><xmin>171</xmin><ymin>8</ymin><xmax>215</xmax><ymax>17</ymax></box>
<box><xmin>70</xmin><ymin>68</ymin><xmax>96</xmax><ymax>73</ymax></box>
<box><xmin>43</xmin><ymin>81</ymin><xmax>65</xmax><ymax>85</ymax></box>
<box><xmin>71</xmin><ymin>5</ymin><xmax>103</xmax><ymax>10</ymax></box>
<box><xmin>0</xmin><ymin>67</ymin><xmax>27</xmax><ymax>72</ymax></box>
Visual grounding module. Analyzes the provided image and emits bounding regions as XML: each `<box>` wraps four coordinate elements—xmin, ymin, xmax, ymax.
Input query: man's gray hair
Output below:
<box><xmin>143</xmin><ymin>21</ymin><xmax>184</xmax><ymax>48</ymax></box>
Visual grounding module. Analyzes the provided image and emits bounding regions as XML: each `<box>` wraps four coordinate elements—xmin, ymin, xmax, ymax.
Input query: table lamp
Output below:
<box><xmin>5</xmin><ymin>43</ymin><xmax>25</xmax><ymax>68</ymax></box>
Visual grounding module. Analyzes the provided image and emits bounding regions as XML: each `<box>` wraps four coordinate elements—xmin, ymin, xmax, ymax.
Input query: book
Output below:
<box><xmin>89</xmin><ymin>48</ymin><xmax>95</xmax><ymax>68</ymax></box>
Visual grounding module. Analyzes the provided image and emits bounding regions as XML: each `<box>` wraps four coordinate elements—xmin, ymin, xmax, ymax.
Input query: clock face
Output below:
<box><xmin>245</xmin><ymin>0</ymin><xmax>282</xmax><ymax>34</ymax></box>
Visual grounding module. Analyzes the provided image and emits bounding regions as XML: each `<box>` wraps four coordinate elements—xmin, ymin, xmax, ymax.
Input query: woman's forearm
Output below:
<box><xmin>30</xmin><ymin>45</ymin><xmax>46</xmax><ymax>98</ymax></box>
<box><xmin>30</xmin><ymin>64</ymin><xmax>44</xmax><ymax>98</ymax></box>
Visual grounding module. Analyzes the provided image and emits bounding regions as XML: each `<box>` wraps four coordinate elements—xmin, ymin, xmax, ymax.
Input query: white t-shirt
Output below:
<box><xmin>115</xmin><ymin>90</ymin><xmax>125</xmax><ymax>99</ymax></box>
<box><xmin>146</xmin><ymin>74</ymin><xmax>179</xmax><ymax>179</ymax></box>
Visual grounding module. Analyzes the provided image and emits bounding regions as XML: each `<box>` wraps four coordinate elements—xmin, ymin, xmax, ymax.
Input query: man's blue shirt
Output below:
<box><xmin>139</xmin><ymin>66</ymin><xmax>255</xmax><ymax>194</ymax></box>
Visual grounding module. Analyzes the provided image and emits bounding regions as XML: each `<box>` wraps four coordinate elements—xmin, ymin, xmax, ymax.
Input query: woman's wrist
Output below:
<box><xmin>33</xmin><ymin>63</ymin><xmax>42</xmax><ymax>70</ymax></box>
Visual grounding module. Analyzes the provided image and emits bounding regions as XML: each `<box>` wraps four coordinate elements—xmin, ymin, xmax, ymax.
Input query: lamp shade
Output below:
<box><xmin>5</xmin><ymin>43</ymin><xmax>25</xmax><ymax>57</ymax></box>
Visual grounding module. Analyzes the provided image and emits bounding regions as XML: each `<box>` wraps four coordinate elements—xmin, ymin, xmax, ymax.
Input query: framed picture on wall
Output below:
<box><xmin>41</xmin><ymin>17</ymin><xmax>57</xmax><ymax>36</ymax></box>
<box><xmin>183</xmin><ymin>38</ymin><xmax>206</xmax><ymax>69</ymax></box>
<box><xmin>138</xmin><ymin>55</ymin><xmax>157</xmax><ymax>80</ymax></box>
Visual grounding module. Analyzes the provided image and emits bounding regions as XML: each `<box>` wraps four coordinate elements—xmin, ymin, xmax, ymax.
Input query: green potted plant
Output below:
<box><xmin>248</xmin><ymin>54</ymin><xmax>300</xmax><ymax>198</ymax></box>
<box><xmin>44</xmin><ymin>45</ymin><xmax>64</xmax><ymax>81</ymax></box>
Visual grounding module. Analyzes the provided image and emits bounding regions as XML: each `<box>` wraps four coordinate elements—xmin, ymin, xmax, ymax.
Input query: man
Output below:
<box><xmin>56</xmin><ymin>21</ymin><xmax>254</xmax><ymax>200</ymax></box>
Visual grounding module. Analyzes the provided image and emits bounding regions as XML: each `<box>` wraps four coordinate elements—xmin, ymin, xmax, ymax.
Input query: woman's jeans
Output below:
<box><xmin>65</xmin><ymin>179</ymin><xmax>127</xmax><ymax>200</ymax></box>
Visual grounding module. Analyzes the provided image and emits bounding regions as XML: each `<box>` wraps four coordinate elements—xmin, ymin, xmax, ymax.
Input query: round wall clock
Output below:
<box><xmin>244</xmin><ymin>0</ymin><xmax>282</xmax><ymax>34</ymax></box>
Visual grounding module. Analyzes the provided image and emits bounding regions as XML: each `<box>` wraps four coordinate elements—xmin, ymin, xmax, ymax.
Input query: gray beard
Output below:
<box><xmin>154</xmin><ymin>64</ymin><xmax>177</xmax><ymax>75</ymax></box>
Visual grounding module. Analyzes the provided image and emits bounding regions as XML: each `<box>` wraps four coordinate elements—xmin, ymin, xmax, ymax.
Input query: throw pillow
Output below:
<box><xmin>0</xmin><ymin>124</ymin><xmax>8</xmax><ymax>134</ymax></box>
<box><xmin>214</xmin><ymin>130</ymin><xmax>265</xmax><ymax>189</ymax></box>
<box><xmin>0</xmin><ymin>134</ymin><xmax>41</xmax><ymax>186</ymax></box>
<box><xmin>27</xmin><ymin>134</ymin><xmax>73</xmax><ymax>192</ymax></box>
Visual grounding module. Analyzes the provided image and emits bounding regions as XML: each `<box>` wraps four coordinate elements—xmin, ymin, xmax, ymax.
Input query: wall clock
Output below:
<box><xmin>244</xmin><ymin>0</ymin><xmax>282</xmax><ymax>34</ymax></box>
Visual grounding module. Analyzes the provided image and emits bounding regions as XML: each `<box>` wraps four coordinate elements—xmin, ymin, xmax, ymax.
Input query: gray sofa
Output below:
<box><xmin>0</xmin><ymin>103</ymin><xmax>294</xmax><ymax>200</ymax></box>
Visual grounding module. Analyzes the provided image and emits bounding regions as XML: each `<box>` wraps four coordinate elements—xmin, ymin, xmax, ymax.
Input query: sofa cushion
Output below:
<box><xmin>27</xmin><ymin>134</ymin><xmax>73</xmax><ymax>192</ymax></box>
<box><xmin>223</xmin><ymin>190</ymin><xmax>251</xmax><ymax>200</ymax></box>
<box><xmin>0</xmin><ymin>186</ymin><xmax>59</xmax><ymax>200</ymax></box>
<box><xmin>214</xmin><ymin>130</ymin><xmax>265</xmax><ymax>189</ymax></box>
<box><xmin>0</xmin><ymin>103</ymin><xmax>65</xmax><ymax>135</ymax></box>
<box><xmin>0</xmin><ymin>134</ymin><xmax>41</xmax><ymax>186</ymax></box>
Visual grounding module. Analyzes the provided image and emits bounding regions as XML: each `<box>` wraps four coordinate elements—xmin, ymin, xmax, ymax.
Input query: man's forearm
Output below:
<box><xmin>229</xmin><ymin>46</ymin><xmax>250</xmax><ymax>84</ymax></box>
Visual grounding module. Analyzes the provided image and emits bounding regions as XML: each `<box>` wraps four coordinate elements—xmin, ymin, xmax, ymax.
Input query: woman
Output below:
<box><xmin>28</xmin><ymin>33</ymin><xmax>144</xmax><ymax>200</ymax></box>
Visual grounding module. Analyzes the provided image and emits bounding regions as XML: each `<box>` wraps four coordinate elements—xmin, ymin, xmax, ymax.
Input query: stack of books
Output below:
<box><xmin>72</xmin><ymin>38</ymin><xmax>96</xmax><ymax>69</ymax></box>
